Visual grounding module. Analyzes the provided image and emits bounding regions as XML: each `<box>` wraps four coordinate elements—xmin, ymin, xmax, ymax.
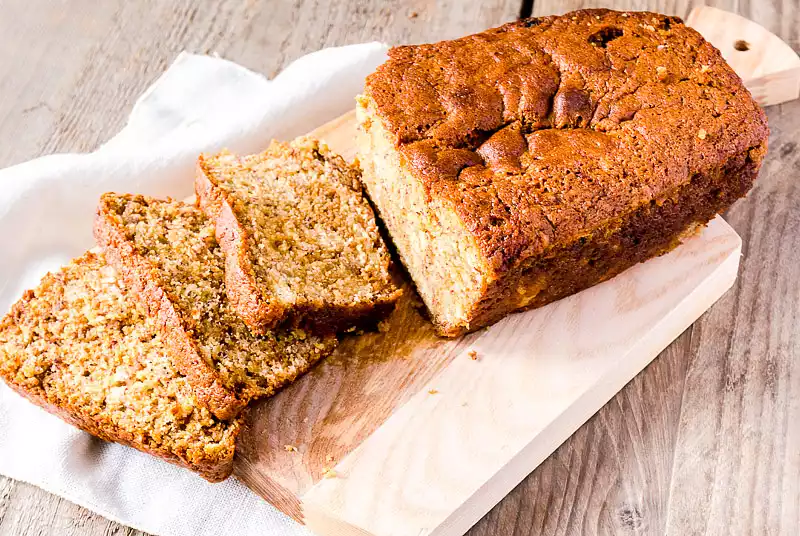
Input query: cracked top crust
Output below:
<box><xmin>363</xmin><ymin>9</ymin><xmax>769</xmax><ymax>274</ymax></box>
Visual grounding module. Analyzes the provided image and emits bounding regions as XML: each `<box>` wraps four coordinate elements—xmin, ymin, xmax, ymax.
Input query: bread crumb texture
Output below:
<box><xmin>197</xmin><ymin>137</ymin><xmax>400</xmax><ymax>332</ymax></box>
<box><xmin>98</xmin><ymin>193</ymin><xmax>337</xmax><ymax>409</ymax></box>
<box><xmin>0</xmin><ymin>252</ymin><xmax>239</xmax><ymax>481</ymax></box>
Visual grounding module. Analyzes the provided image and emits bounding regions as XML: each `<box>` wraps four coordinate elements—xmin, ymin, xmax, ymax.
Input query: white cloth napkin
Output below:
<box><xmin>0</xmin><ymin>43</ymin><xmax>389</xmax><ymax>536</ymax></box>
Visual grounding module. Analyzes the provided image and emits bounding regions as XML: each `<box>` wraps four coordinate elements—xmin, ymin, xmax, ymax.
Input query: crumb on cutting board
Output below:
<box><xmin>322</xmin><ymin>467</ymin><xmax>337</xmax><ymax>479</ymax></box>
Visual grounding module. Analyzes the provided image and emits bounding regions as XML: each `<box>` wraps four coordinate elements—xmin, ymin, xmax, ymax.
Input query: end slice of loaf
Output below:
<box><xmin>94</xmin><ymin>193</ymin><xmax>338</xmax><ymax>420</ymax></box>
<box><xmin>0</xmin><ymin>252</ymin><xmax>239</xmax><ymax>482</ymax></box>
<box><xmin>196</xmin><ymin>137</ymin><xmax>401</xmax><ymax>334</ymax></box>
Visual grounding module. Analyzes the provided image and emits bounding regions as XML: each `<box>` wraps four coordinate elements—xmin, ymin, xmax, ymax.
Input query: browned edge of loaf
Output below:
<box><xmin>450</xmin><ymin>145</ymin><xmax>766</xmax><ymax>336</ymax></box>
<box><xmin>195</xmin><ymin>156</ymin><xmax>286</xmax><ymax>335</ymax></box>
<box><xmin>0</xmin><ymin>289</ymin><xmax>239</xmax><ymax>483</ymax></box>
<box><xmin>93</xmin><ymin>196</ymin><xmax>246</xmax><ymax>421</ymax></box>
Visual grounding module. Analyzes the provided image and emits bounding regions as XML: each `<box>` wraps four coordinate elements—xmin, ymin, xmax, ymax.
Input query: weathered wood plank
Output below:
<box><xmin>468</xmin><ymin>1</ymin><xmax>799</xmax><ymax>536</ymax></box>
<box><xmin>663</xmin><ymin>100</ymin><xmax>800</xmax><ymax>536</ymax></box>
<box><xmin>0</xmin><ymin>480</ymin><xmax>136</xmax><ymax>536</ymax></box>
<box><xmin>0</xmin><ymin>0</ymin><xmax>520</xmax><ymax>171</ymax></box>
<box><xmin>2</xmin><ymin>0</ymin><xmax>797</xmax><ymax>535</ymax></box>
<box><xmin>0</xmin><ymin>1</ymin><xmax>518</xmax><ymax>535</ymax></box>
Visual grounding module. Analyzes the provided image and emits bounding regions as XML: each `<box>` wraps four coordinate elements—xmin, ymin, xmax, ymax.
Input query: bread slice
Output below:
<box><xmin>94</xmin><ymin>193</ymin><xmax>337</xmax><ymax>420</ymax></box>
<box><xmin>196</xmin><ymin>137</ymin><xmax>401</xmax><ymax>334</ymax></box>
<box><xmin>0</xmin><ymin>252</ymin><xmax>239</xmax><ymax>482</ymax></box>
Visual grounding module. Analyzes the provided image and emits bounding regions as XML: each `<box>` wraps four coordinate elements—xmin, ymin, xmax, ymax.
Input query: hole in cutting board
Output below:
<box><xmin>734</xmin><ymin>39</ymin><xmax>750</xmax><ymax>51</ymax></box>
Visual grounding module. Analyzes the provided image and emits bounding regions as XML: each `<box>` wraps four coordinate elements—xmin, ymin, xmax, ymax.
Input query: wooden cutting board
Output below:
<box><xmin>231</xmin><ymin>7</ymin><xmax>798</xmax><ymax>536</ymax></box>
<box><xmin>231</xmin><ymin>115</ymin><xmax>740</xmax><ymax>536</ymax></box>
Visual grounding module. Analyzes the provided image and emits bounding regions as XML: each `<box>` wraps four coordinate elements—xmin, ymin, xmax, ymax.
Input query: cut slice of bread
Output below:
<box><xmin>196</xmin><ymin>137</ymin><xmax>401</xmax><ymax>334</ymax></box>
<box><xmin>94</xmin><ymin>193</ymin><xmax>338</xmax><ymax>421</ymax></box>
<box><xmin>0</xmin><ymin>252</ymin><xmax>239</xmax><ymax>482</ymax></box>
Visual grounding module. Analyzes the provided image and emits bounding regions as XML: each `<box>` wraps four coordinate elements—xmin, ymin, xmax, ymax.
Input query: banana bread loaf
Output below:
<box><xmin>94</xmin><ymin>194</ymin><xmax>337</xmax><ymax>420</ymax></box>
<box><xmin>196</xmin><ymin>137</ymin><xmax>400</xmax><ymax>334</ymax></box>
<box><xmin>357</xmin><ymin>9</ymin><xmax>769</xmax><ymax>336</ymax></box>
<box><xmin>0</xmin><ymin>252</ymin><xmax>239</xmax><ymax>482</ymax></box>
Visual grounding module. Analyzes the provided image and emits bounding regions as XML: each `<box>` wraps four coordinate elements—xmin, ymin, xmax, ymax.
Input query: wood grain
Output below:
<box><xmin>299</xmin><ymin>228</ymin><xmax>740</xmax><ymax>536</ymax></box>
<box><xmin>0</xmin><ymin>0</ymin><xmax>520</xmax><ymax>170</ymax></box>
<box><xmin>662</xmin><ymin>101</ymin><xmax>800</xmax><ymax>536</ymax></box>
<box><xmin>0</xmin><ymin>1</ymin><xmax>798</xmax><ymax>536</ymax></box>
<box><xmin>0</xmin><ymin>1</ymin><xmax>516</xmax><ymax>535</ymax></box>
<box><xmin>465</xmin><ymin>2</ymin><xmax>800</xmax><ymax>536</ymax></box>
<box><xmin>231</xmin><ymin>112</ymin><xmax>741</xmax><ymax>536</ymax></box>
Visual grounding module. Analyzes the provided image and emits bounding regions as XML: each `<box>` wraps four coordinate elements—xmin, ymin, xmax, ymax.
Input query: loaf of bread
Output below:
<box><xmin>94</xmin><ymin>193</ymin><xmax>338</xmax><ymax>420</ymax></box>
<box><xmin>196</xmin><ymin>137</ymin><xmax>401</xmax><ymax>334</ymax></box>
<box><xmin>0</xmin><ymin>252</ymin><xmax>239</xmax><ymax>481</ymax></box>
<box><xmin>357</xmin><ymin>9</ymin><xmax>769</xmax><ymax>336</ymax></box>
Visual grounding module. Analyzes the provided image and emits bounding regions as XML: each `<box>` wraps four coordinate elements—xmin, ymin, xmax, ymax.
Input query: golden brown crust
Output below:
<box><xmin>195</xmin><ymin>138</ymin><xmax>402</xmax><ymax>334</ymax></box>
<box><xmin>94</xmin><ymin>203</ymin><xmax>246</xmax><ymax>420</ymax></box>
<box><xmin>360</xmin><ymin>9</ymin><xmax>770</xmax><ymax>335</ymax></box>
<box><xmin>445</xmin><ymin>145</ymin><xmax>765</xmax><ymax>335</ymax></box>
<box><xmin>195</xmin><ymin>157</ymin><xmax>287</xmax><ymax>333</ymax></box>
<box><xmin>365</xmin><ymin>9</ymin><xmax>768</xmax><ymax>272</ymax></box>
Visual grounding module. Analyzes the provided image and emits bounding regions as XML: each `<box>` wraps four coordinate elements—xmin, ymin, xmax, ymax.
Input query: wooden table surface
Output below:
<box><xmin>0</xmin><ymin>1</ymin><xmax>797</xmax><ymax>535</ymax></box>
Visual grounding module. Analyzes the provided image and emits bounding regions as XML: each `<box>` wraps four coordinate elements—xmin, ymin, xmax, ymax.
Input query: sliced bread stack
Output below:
<box><xmin>0</xmin><ymin>137</ymin><xmax>400</xmax><ymax>481</ymax></box>
<box><xmin>0</xmin><ymin>252</ymin><xmax>239</xmax><ymax>481</ymax></box>
<box><xmin>94</xmin><ymin>193</ymin><xmax>340</xmax><ymax>421</ymax></box>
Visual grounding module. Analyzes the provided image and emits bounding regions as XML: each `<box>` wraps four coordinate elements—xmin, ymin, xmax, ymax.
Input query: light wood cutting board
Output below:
<box><xmin>230</xmin><ymin>7</ymin><xmax>799</xmax><ymax>535</ymax></box>
<box><xmin>231</xmin><ymin>112</ymin><xmax>742</xmax><ymax>536</ymax></box>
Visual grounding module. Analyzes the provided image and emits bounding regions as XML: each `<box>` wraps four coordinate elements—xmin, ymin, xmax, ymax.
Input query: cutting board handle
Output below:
<box><xmin>687</xmin><ymin>6</ymin><xmax>800</xmax><ymax>107</ymax></box>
